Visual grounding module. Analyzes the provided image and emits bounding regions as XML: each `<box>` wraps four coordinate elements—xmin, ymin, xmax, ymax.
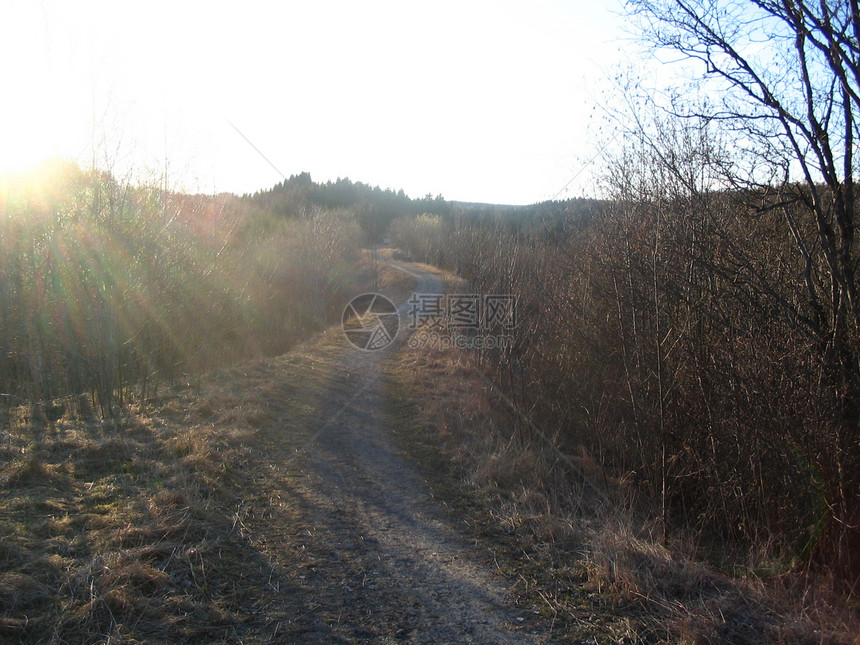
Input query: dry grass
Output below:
<box><xmin>0</xmin><ymin>398</ymin><xmax>267</xmax><ymax>644</ymax></box>
<box><xmin>0</xmin><ymin>250</ymin><xmax>417</xmax><ymax>644</ymax></box>
<box><xmin>0</xmin><ymin>346</ymin><xmax>345</xmax><ymax>644</ymax></box>
<box><xmin>384</xmin><ymin>268</ymin><xmax>859</xmax><ymax>645</ymax></box>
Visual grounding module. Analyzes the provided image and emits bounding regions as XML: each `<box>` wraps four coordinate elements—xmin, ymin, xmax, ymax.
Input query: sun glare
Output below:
<box><xmin>0</xmin><ymin>110</ymin><xmax>61</xmax><ymax>174</ymax></box>
<box><xmin>0</xmin><ymin>3</ymin><xmax>83</xmax><ymax>176</ymax></box>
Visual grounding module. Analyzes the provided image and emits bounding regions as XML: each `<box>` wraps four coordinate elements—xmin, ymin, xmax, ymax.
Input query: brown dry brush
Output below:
<box><xmin>390</xmin><ymin>188</ymin><xmax>856</xmax><ymax>601</ymax></box>
<box><xmin>0</xmin><ymin>161</ymin><xmax>362</xmax><ymax>422</ymax></box>
<box><xmin>622</xmin><ymin>0</ymin><xmax>860</xmax><ymax>591</ymax></box>
<box><xmin>392</xmin><ymin>0</ymin><xmax>860</xmax><ymax>596</ymax></box>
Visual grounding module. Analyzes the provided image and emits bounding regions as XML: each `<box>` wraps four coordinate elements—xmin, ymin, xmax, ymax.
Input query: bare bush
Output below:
<box><xmin>0</xmin><ymin>161</ymin><xmax>363</xmax><ymax>419</ymax></box>
<box><xmin>393</xmin><ymin>0</ymin><xmax>859</xmax><ymax>593</ymax></box>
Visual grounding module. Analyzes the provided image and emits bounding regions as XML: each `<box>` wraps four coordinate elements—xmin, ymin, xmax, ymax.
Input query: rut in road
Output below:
<box><xmin>243</xmin><ymin>260</ymin><xmax>549</xmax><ymax>644</ymax></box>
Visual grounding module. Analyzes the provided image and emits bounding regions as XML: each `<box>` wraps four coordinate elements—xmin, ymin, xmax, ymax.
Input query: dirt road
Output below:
<box><xmin>241</xmin><ymin>259</ymin><xmax>550</xmax><ymax>643</ymax></box>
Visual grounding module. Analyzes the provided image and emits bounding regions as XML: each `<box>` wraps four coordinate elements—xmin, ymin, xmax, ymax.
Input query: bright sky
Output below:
<box><xmin>1</xmin><ymin>0</ymin><xmax>631</xmax><ymax>204</ymax></box>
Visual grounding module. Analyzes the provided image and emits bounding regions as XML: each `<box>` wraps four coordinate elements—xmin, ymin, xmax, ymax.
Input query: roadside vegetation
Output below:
<box><xmin>388</xmin><ymin>301</ymin><xmax>856</xmax><ymax>643</ymax></box>
<box><xmin>0</xmin><ymin>159</ymin><xmax>370</xmax><ymax>419</ymax></box>
<box><xmin>0</xmin><ymin>158</ymin><xmax>419</xmax><ymax>642</ymax></box>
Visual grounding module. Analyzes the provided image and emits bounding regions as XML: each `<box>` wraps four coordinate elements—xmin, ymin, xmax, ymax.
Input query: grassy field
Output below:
<box><xmin>0</xmin><ymin>256</ymin><xmax>415</xmax><ymax>644</ymax></box>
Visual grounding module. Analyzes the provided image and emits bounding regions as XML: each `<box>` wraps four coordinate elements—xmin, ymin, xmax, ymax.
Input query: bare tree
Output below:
<box><xmin>627</xmin><ymin>0</ymin><xmax>859</xmax><ymax>578</ymax></box>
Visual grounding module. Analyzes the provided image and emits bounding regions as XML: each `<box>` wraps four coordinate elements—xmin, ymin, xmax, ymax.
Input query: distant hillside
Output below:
<box><xmin>247</xmin><ymin>173</ymin><xmax>448</xmax><ymax>242</ymax></box>
<box><xmin>249</xmin><ymin>172</ymin><xmax>606</xmax><ymax>243</ymax></box>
